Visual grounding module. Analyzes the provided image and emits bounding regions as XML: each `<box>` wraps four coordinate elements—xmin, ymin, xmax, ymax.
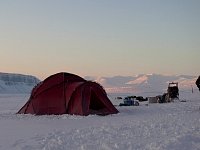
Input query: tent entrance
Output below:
<box><xmin>89</xmin><ymin>90</ymin><xmax>106</xmax><ymax>114</ymax></box>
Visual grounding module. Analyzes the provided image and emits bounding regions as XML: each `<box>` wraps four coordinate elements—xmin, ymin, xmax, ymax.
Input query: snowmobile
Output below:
<box><xmin>119</xmin><ymin>96</ymin><xmax>139</xmax><ymax>106</ymax></box>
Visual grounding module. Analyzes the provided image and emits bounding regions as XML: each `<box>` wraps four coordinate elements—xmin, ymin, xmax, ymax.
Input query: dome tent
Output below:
<box><xmin>18</xmin><ymin>72</ymin><xmax>118</xmax><ymax>116</ymax></box>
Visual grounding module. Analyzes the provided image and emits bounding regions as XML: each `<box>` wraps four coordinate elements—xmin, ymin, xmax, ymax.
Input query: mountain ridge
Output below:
<box><xmin>0</xmin><ymin>72</ymin><xmax>40</xmax><ymax>94</ymax></box>
<box><xmin>0</xmin><ymin>72</ymin><xmax>198</xmax><ymax>95</ymax></box>
<box><xmin>86</xmin><ymin>74</ymin><xmax>198</xmax><ymax>96</ymax></box>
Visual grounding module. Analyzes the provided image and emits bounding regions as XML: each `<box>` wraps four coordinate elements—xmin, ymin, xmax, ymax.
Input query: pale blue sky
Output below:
<box><xmin>0</xmin><ymin>0</ymin><xmax>199</xmax><ymax>79</ymax></box>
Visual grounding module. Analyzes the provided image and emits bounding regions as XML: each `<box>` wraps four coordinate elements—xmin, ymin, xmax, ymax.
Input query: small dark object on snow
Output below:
<box><xmin>115</xmin><ymin>97</ymin><xmax>123</xmax><ymax>100</ymax></box>
<box><xmin>164</xmin><ymin>82</ymin><xmax>179</xmax><ymax>102</ymax></box>
<box><xmin>136</xmin><ymin>96</ymin><xmax>148</xmax><ymax>102</ymax></box>
<box><xmin>157</xmin><ymin>82</ymin><xmax>179</xmax><ymax>103</ymax></box>
<box><xmin>196</xmin><ymin>76</ymin><xmax>200</xmax><ymax>91</ymax></box>
<box><xmin>119</xmin><ymin>96</ymin><xmax>139</xmax><ymax>106</ymax></box>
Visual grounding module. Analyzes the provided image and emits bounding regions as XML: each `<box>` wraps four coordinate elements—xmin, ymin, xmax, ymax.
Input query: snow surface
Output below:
<box><xmin>0</xmin><ymin>90</ymin><xmax>200</xmax><ymax>150</ymax></box>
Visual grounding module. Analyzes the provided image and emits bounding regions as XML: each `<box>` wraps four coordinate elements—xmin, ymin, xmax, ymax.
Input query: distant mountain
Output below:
<box><xmin>86</xmin><ymin>74</ymin><xmax>198</xmax><ymax>96</ymax></box>
<box><xmin>0</xmin><ymin>72</ymin><xmax>40</xmax><ymax>94</ymax></box>
<box><xmin>0</xmin><ymin>72</ymin><xmax>197</xmax><ymax>95</ymax></box>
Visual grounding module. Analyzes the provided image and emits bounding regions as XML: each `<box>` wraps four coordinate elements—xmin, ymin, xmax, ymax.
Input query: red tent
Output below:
<box><xmin>18</xmin><ymin>72</ymin><xmax>118</xmax><ymax>116</ymax></box>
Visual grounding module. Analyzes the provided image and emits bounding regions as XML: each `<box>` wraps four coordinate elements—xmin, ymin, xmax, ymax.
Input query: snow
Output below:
<box><xmin>92</xmin><ymin>74</ymin><xmax>198</xmax><ymax>94</ymax></box>
<box><xmin>126</xmin><ymin>75</ymin><xmax>148</xmax><ymax>85</ymax></box>
<box><xmin>0</xmin><ymin>72</ymin><xmax>197</xmax><ymax>95</ymax></box>
<box><xmin>0</xmin><ymin>90</ymin><xmax>200</xmax><ymax>150</ymax></box>
<box><xmin>0</xmin><ymin>73</ymin><xmax>40</xmax><ymax>94</ymax></box>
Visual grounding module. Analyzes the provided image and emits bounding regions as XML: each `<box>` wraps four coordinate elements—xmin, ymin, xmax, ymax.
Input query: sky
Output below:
<box><xmin>0</xmin><ymin>0</ymin><xmax>199</xmax><ymax>80</ymax></box>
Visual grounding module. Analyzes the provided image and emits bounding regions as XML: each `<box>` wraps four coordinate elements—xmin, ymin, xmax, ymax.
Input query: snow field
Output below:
<box><xmin>0</xmin><ymin>92</ymin><xmax>199</xmax><ymax>150</ymax></box>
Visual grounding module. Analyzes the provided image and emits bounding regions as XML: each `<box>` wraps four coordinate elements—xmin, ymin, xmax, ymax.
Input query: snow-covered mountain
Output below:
<box><xmin>85</xmin><ymin>74</ymin><xmax>198</xmax><ymax>96</ymax></box>
<box><xmin>0</xmin><ymin>72</ymin><xmax>40</xmax><ymax>94</ymax></box>
<box><xmin>1</xmin><ymin>72</ymin><xmax>197</xmax><ymax>95</ymax></box>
